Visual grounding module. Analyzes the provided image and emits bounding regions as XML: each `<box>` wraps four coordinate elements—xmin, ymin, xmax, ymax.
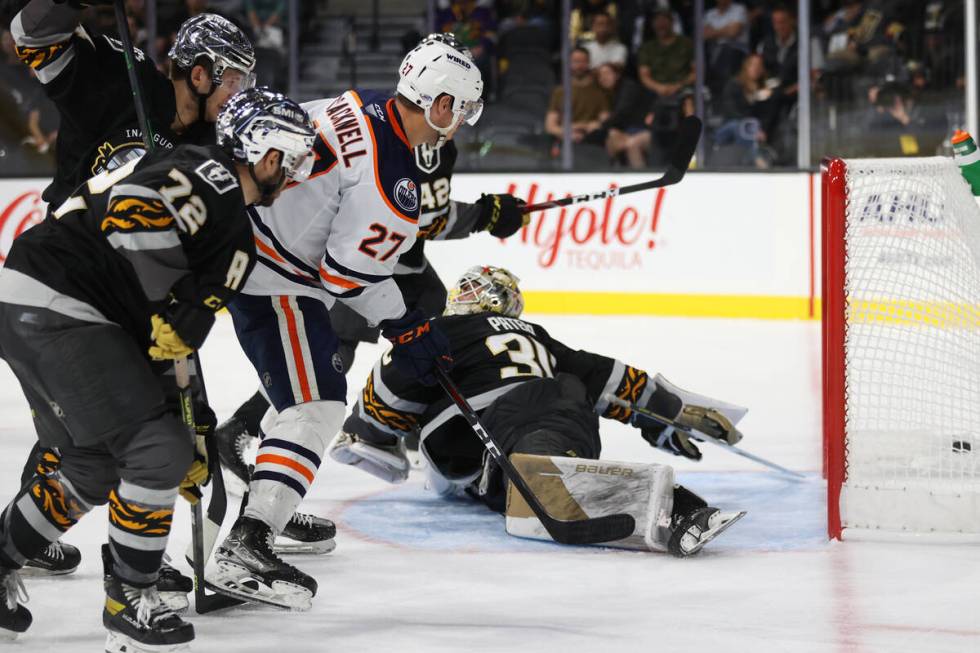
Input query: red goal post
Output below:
<box><xmin>821</xmin><ymin>156</ymin><xmax>980</xmax><ymax>542</ymax></box>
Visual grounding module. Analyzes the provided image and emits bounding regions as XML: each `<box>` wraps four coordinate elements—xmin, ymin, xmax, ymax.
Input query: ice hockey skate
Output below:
<box><xmin>22</xmin><ymin>541</ymin><xmax>80</xmax><ymax>576</ymax></box>
<box><xmin>667</xmin><ymin>508</ymin><xmax>746</xmax><ymax>557</ymax></box>
<box><xmin>277</xmin><ymin>512</ymin><xmax>337</xmax><ymax>555</ymax></box>
<box><xmin>0</xmin><ymin>567</ymin><xmax>30</xmax><ymax>640</ymax></box>
<box><xmin>215</xmin><ymin>394</ymin><xmax>265</xmax><ymax>496</ymax></box>
<box><xmin>103</xmin><ymin>572</ymin><xmax>194</xmax><ymax>653</ymax></box>
<box><xmin>207</xmin><ymin>516</ymin><xmax>318</xmax><ymax>610</ymax></box>
<box><xmin>102</xmin><ymin>546</ymin><xmax>191</xmax><ymax>615</ymax></box>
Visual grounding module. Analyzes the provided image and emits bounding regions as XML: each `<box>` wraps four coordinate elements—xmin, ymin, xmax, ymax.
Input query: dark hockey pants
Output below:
<box><xmin>0</xmin><ymin>304</ymin><xmax>192</xmax><ymax>587</ymax></box>
<box><xmin>476</xmin><ymin>374</ymin><xmax>603</xmax><ymax>512</ymax></box>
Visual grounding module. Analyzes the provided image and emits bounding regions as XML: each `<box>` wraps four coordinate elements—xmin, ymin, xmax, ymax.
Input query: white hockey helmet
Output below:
<box><xmin>397</xmin><ymin>36</ymin><xmax>484</xmax><ymax>143</ymax></box>
<box><xmin>445</xmin><ymin>266</ymin><xmax>524</xmax><ymax>318</ymax></box>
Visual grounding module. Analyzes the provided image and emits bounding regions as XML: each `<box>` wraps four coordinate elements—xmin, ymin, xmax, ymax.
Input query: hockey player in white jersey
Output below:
<box><xmin>206</xmin><ymin>38</ymin><xmax>485</xmax><ymax>610</ymax></box>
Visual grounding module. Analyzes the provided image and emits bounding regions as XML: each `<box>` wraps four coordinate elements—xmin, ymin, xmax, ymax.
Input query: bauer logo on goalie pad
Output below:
<box><xmin>393</xmin><ymin>178</ymin><xmax>419</xmax><ymax>212</ymax></box>
<box><xmin>195</xmin><ymin>161</ymin><xmax>239</xmax><ymax>195</ymax></box>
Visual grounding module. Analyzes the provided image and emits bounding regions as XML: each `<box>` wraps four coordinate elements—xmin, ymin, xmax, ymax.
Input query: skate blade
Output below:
<box><xmin>105</xmin><ymin>630</ymin><xmax>190</xmax><ymax>653</ymax></box>
<box><xmin>20</xmin><ymin>564</ymin><xmax>78</xmax><ymax>577</ymax></box>
<box><xmin>159</xmin><ymin>591</ymin><xmax>190</xmax><ymax>615</ymax></box>
<box><xmin>205</xmin><ymin>561</ymin><xmax>313</xmax><ymax>611</ymax></box>
<box><xmin>684</xmin><ymin>511</ymin><xmax>746</xmax><ymax>556</ymax></box>
<box><xmin>274</xmin><ymin>537</ymin><xmax>337</xmax><ymax>555</ymax></box>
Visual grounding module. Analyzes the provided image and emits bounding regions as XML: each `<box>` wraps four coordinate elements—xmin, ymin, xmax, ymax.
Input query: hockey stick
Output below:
<box><xmin>113</xmin><ymin>0</ymin><xmax>155</xmax><ymax>150</ymax></box>
<box><xmin>604</xmin><ymin>395</ymin><xmax>805</xmax><ymax>479</ymax></box>
<box><xmin>521</xmin><ymin>115</ymin><xmax>702</xmax><ymax>213</ymax></box>
<box><xmin>112</xmin><ymin>1</ymin><xmax>239</xmax><ymax>612</ymax></box>
<box><xmin>434</xmin><ymin>367</ymin><xmax>636</xmax><ymax>545</ymax></box>
<box><xmin>175</xmin><ymin>359</ymin><xmax>244</xmax><ymax>613</ymax></box>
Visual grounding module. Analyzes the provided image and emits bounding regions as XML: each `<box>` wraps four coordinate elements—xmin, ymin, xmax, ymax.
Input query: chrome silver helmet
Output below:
<box><xmin>169</xmin><ymin>14</ymin><xmax>256</xmax><ymax>91</ymax></box>
<box><xmin>216</xmin><ymin>87</ymin><xmax>316</xmax><ymax>180</ymax></box>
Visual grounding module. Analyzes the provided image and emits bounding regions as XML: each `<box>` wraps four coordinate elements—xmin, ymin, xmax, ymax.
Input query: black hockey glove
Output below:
<box><xmin>640</xmin><ymin>425</ymin><xmax>701</xmax><ymax>461</ymax></box>
<box><xmin>475</xmin><ymin>194</ymin><xmax>528</xmax><ymax>238</ymax></box>
<box><xmin>381</xmin><ymin>309</ymin><xmax>453</xmax><ymax>385</ymax></box>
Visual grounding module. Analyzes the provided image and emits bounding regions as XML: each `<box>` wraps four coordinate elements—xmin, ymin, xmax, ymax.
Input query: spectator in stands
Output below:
<box><xmin>756</xmin><ymin>4</ymin><xmax>797</xmax><ymax>98</ymax></box>
<box><xmin>545</xmin><ymin>46</ymin><xmax>609</xmax><ymax>153</ymax></box>
<box><xmin>581</xmin><ymin>11</ymin><xmax>627</xmax><ymax>70</ymax></box>
<box><xmin>246</xmin><ymin>0</ymin><xmax>285</xmax><ymax>52</ymax></box>
<box><xmin>437</xmin><ymin>0</ymin><xmax>497</xmax><ymax>96</ymax></box>
<box><xmin>637</xmin><ymin>9</ymin><xmax>694</xmax><ymax>136</ymax></box>
<box><xmin>595</xmin><ymin>62</ymin><xmax>650</xmax><ymax>168</ymax></box>
<box><xmin>715</xmin><ymin>53</ymin><xmax>777</xmax><ymax>168</ymax></box>
<box><xmin>703</xmin><ymin>0</ymin><xmax>749</xmax><ymax>91</ymax></box>
<box><xmin>571</xmin><ymin>0</ymin><xmax>617</xmax><ymax>42</ymax></box>
<box><xmin>864</xmin><ymin>79</ymin><xmax>923</xmax><ymax>157</ymax></box>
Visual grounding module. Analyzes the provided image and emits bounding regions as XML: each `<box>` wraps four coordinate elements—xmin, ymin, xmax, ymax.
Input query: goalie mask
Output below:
<box><xmin>445</xmin><ymin>266</ymin><xmax>524</xmax><ymax>318</ymax></box>
<box><xmin>397</xmin><ymin>36</ymin><xmax>484</xmax><ymax>145</ymax></box>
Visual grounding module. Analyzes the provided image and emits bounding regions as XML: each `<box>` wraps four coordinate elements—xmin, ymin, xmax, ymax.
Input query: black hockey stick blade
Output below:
<box><xmin>521</xmin><ymin>115</ymin><xmax>702</xmax><ymax>213</ymax></box>
<box><xmin>435</xmin><ymin>367</ymin><xmax>636</xmax><ymax>545</ymax></box>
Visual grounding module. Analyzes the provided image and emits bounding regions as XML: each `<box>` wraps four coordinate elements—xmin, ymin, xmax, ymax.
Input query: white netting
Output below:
<box><xmin>842</xmin><ymin>157</ymin><xmax>980</xmax><ymax>537</ymax></box>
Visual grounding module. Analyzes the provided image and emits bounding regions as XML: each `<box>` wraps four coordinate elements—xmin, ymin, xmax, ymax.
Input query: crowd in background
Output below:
<box><xmin>0</xmin><ymin>0</ymin><xmax>971</xmax><ymax>175</ymax></box>
<box><xmin>432</xmin><ymin>0</ymin><xmax>967</xmax><ymax>168</ymax></box>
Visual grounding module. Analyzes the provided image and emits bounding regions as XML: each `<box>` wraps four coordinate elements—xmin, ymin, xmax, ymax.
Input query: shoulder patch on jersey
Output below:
<box><xmin>415</xmin><ymin>145</ymin><xmax>441</xmax><ymax>174</ymax></box>
<box><xmin>194</xmin><ymin>160</ymin><xmax>239</xmax><ymax>195</ymax></box>
<box><xmin>393</xmin><ymin>178</ymin><xmax>419</xmax><ymax>213</ymax></box>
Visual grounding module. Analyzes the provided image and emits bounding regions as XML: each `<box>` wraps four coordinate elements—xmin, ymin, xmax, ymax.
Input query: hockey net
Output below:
<box><xmin>822</xmin><ymin>156</ymin><xmax>980</xmax><ymax>542</ymax></box>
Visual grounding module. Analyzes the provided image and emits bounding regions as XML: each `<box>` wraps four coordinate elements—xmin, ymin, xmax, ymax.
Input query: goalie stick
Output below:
<box><xmin>435</xmin><ymin>367</ymin><xmax>637</xmax><ymax>545</ymax></box>
<box><xmin>112</xmin><ymin>1</ymin><xmax>239</xmax><ymax>613</ymax></box>
<box><xmin>603</xmin><ymin>394</ymin><xmax>805</xmax><ymax>479</ymax></box>
<box><xmin>521</xmin><ymin>115</ymin><xmax>702</xmax><ymax>213</ymax></box>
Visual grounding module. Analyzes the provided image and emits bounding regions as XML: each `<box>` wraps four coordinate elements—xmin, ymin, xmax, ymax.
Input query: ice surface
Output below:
<box><xmin>0</xmin><ymin>315</ymin><xmax>976</xmax><ymax>652</ymax></box>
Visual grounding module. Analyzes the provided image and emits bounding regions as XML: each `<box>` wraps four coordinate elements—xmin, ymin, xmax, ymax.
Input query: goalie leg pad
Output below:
<box><xmin>245</xmin><ymin>400</ymin><xmax>343</xmax><ymax>534</ymax></box>
<box><xmin>328</xmin><ymin>430</ymin><xmax>410</xmax><ymax>484</ymax></box>
<box><xmin>505</xmin><ymin>454</ymin><xmax>676</xmax><ymax>552</ymax></box>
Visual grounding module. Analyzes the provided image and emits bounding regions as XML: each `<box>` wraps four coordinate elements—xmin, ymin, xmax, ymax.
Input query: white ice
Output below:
<box><xmin>0</xmin><ymin>314</ymin><xmax>976</xmax><ymax>652</ymax></box>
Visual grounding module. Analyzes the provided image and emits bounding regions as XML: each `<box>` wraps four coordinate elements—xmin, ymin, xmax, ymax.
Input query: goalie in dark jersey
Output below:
<box><xmin>332</xmin><ymin>265</ymin><xmax>747</xmax><ymax>556</ymax></box>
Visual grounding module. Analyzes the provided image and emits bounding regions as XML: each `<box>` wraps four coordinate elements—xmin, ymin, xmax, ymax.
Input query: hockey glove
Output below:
<box><xmin>148</xmin><ymin>302</ymin><xmax>215</xmax><ymax>360</ymax></box>
<box><xmin>475</xmin><ymin>194</ymin><xmax>528</xmax><ymax>238</ymax></box>
<box><xmin>179</xmin><ymin>404</ymin><xmax>214</xmax><ymax>504</ymax></box>
<box><xmin>640</xmin><ymin>426</ymin><xmax>702</xmax><ymax>460</ymax></box>
<box><xmin>381</xmin><ymin>309</ymin><xmax>453</xmax><ymax>385</ymax></box>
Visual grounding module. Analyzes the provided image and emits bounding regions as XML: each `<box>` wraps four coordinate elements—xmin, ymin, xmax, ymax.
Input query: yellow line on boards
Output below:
<box><xmin>522</xmin><ymin>291</ymin><xmax>822</xmax><ymax>320</ymax></box>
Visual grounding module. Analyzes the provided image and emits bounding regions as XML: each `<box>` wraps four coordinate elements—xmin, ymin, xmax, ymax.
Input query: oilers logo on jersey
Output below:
<box><xmin>394</xmin><ymin>179</ymin><xmax>419</xmax><ymax>212</ymax></box>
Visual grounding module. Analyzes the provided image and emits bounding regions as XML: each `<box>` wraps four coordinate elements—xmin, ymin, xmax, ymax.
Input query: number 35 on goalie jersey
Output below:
<box><xmin>242</xmin><ymin>89</ymin><xmax>421</xmax><ymax>325</ymax></box>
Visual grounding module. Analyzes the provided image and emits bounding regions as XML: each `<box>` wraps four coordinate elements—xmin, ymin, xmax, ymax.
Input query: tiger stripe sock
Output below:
<box><xmin>107</xmin><ymin>481</ymin><xmax>177</xmax><ymax>587</ymax></box>
<box><xmin>0</xmin><ymin>469</ymin><xmax>89</xmax><ymax>568</ymax></box>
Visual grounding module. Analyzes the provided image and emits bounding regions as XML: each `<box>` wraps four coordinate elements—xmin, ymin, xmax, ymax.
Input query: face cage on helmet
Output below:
<box><xmin>445</xmin><ymin>272</ymin><xmax>522</xmax><ymax>318</ymax></box>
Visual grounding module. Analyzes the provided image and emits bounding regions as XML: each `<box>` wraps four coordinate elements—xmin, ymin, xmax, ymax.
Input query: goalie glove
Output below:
<box><xmin>641</xmin><ymin>426</ymin><xmax>701</xmax><ymax>461</ymax></box>
<box><xmin>328</xmin><ymin>430</ymin><xmax>410</xmax><ymax>484</ymax></box>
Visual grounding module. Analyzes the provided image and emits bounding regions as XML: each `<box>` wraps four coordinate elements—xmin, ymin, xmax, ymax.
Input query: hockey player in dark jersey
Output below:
<box><xmin>8</xmin><ymin>5</ymin><xmax>257</xmax><ymax>577</ymax></box>
<box><xmin>333</xmin><ymin>265</ymin><xmax>747</xmax><ymax>556</ymax></box>
<box><xmin>213</xmin><ymin>33</ymin><xmax>527</xmax><ymax>506</ymax></box>
<box><xmin>0</xmin><ymin>88</ymin><xmax>315</xmax><ymax>650</ymax></box>
<box><xmin>11</xmin><ymin>4</ymin><xmax>256</xmax><ymax>207</ymax></box>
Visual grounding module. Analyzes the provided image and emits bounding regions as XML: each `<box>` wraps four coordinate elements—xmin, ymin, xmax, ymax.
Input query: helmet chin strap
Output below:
<box><xmin>185</xmin><ymin>64</ymin><xmax>219</xmax><ymax>124</ymax></box>
<box><xmin>423</xmin><ymin>105</ymin><xmax>457</xmax><ymax>147</ymax></box>
<box><xmin>248</xmin><ymin>162</ymin><xmax>285</xmax><ymax>207</ymax></box>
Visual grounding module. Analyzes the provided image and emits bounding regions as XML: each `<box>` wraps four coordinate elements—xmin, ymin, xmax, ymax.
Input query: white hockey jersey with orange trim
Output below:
<box><xmin>242</xmin><ymin>89</ymin><xmax>421</xmax><ymax>325</ymax></box>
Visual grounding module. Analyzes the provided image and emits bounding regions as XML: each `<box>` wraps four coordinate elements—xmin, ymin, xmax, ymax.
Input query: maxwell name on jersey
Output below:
<box><xmin>243</xmin><ymin>90</ymin><xmax>421</xmax><ymax>325</ymax></box>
